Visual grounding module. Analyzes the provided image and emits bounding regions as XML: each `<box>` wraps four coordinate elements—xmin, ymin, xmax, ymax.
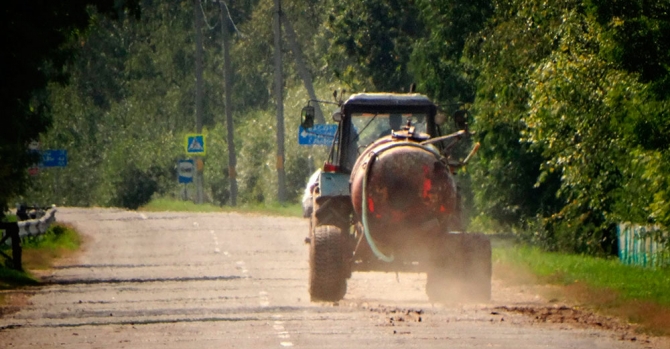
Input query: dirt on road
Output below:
<box><xmin>0</xmin><ymin>207</ymin><xmax>668</xmax><ymax>348</ymax></box>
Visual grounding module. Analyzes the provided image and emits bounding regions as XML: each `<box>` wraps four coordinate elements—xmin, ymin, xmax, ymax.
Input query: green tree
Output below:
<box><xmin>468</xmin><ymin>0</ymin><xmax>670</xmax><ymax>255</ymax></box>
<box><xmin>1</xmin><ymin>0</ymin><xmax>136</xmax><ymax>215</ymax></box>
<box><xmin>29</xmin><ymin>2</ymin><xmax>198</xmax><ymax>207</ymax></box>
<box><xmin>523</xmin><ymin>9</ymin><xmax>630</xmax><ymax>254</ymax></box>
<box><xmin>326</xmin><ymin>0</ymin><xmax>424</xmax><ymax>91</ymax></box>
<box><xmin>26</xmin><ymin>0</ymin><xmax>334</xmax><ymax>208</ymax></box>
<box><xmin>410</xmin><ymin>0</ymin><xmax>492</xmax><ymax>106</ymax></box>
<box><xmin>467</xmin><ymin>0</ymin><xmax>569</xmax><ymax>234</ymax></box>
<box><xmin>586</xmin><ymin>0</ymin><xmax>670</xmax><ymax>96</ymax></box>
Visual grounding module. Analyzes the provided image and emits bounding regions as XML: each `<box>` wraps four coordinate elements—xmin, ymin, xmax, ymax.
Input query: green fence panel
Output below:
<box><xmin>617</xmin><ymin>224</ymin><xmax>670</xmax><ymax>269</ymax></box>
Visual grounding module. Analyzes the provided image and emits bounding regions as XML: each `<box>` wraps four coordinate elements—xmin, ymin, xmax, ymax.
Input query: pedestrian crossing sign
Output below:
<box><xmin>185</xmin><ymin>134</ymin><xmax>206</xmax><ymax>155</ymax></box>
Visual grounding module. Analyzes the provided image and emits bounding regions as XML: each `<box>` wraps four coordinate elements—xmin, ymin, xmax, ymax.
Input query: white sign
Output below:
<box><xmin>178</xmin><ymin>159</ymin><xmax>194</xmax><ymax>183</ymax></box>
<box><xmin>28</xmin><ymin>141</ymin><xmax>40</xmax><ymax>151</ymax></box>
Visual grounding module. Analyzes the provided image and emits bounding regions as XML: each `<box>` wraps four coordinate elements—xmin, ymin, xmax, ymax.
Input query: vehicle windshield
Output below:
<box><xmin>349</xmin><ymin>112</ymin><xmax>428</xmax><ymax>149</ymax></box>
<box><xmin>341</xmin><ymin>112</ymin><xmax>428</xmax><ymax>170</ymax></box>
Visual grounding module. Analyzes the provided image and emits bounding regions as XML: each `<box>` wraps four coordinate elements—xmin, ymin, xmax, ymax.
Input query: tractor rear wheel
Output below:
<box><xmin>309</xmin><ymin>225</ymin><xmax>347</xmax><ymax>302</ymax></box>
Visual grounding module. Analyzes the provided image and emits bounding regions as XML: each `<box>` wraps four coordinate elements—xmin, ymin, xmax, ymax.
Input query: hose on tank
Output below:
<box><xmin>361</xmin><ymin>153</ymin><xmax>394</xmax><ymax>262</ymax></box>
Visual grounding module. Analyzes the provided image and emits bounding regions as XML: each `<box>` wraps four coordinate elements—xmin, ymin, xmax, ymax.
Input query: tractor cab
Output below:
<box><xmin>302</xmin><ymin>93</ymin><xmax>441</xmax><ymax>174</ymax></box>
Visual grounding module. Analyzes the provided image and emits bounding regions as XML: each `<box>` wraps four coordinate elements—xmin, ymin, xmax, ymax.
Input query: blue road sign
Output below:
<box><xmin>41</xmin><ymin>150</ymin><xmax>68</xmax><ymax>167</ymax></box>
<box><xmin>178</xmin><ymin>159</ymin><xmax>194</xmax><ymax>184</ymax></box>
<box><xmin>298</xmin><ymin>124</ymin><xmax>338</xmax><ymax>146</ymax></box>
<box><xmin>185</xmin><ymin>134</ymin><xmax>206</xmax><ymax>155</ymax></box>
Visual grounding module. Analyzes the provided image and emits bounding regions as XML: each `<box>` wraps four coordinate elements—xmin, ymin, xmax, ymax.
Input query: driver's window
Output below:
<box><xmin>343</xmin><ymin>113</ymin><xmax>428</xmax><ymax>170</ymax></box>
<box><xmin>349</xmin><ymin>113</ymin><xmax>427</xmax><ymax>148</ymax></box>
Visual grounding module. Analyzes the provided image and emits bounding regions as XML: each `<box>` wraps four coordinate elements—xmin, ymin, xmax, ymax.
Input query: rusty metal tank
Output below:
<box><xmin>350</xmin><ymin>130</ymin><xmax>458</xmax><ymax>253</ymax></box>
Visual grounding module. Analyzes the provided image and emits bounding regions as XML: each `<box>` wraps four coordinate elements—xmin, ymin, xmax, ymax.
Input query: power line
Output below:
<box><xmin>218</xmin><ymin>0</ymin><xmax>244</xmax><ymax>38</ymax></box>
<box><xmin>200</xmin><ymin>0</ymin><xmax>219</xmax><ymax>30</ymax></box>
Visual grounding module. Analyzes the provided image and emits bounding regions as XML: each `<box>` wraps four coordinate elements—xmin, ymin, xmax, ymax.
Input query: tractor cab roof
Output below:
<box><xmin>342</xmin><ymin>93</ymin><xmax>437</xmax><ymax>116</ymax></box>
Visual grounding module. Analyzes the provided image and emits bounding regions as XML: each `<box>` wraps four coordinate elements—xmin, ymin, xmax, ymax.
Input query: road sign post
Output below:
<box><xmin>184</xmin><ymin>135</ymin><xmax>205</xmax><ymax>204</ymax></box>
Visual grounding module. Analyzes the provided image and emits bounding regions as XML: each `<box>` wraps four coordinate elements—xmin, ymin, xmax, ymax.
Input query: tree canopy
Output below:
<box><xmin>0</xmin><ymin>0</ymin><xmax>142</xmax><ymax>216</ymax></box>
<box><xmin>8</xmin><ymin>0</ymin><xmax>670</xmax><ymax>256</ymax></box>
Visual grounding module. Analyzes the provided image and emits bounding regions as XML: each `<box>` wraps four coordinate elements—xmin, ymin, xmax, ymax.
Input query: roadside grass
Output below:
<box><xmin>494</xmin><ymin>245</ymin><xmax>670</xmax><ymax>335</ymax></box>
<box><xmin>140</xmin><ymin>197</ymin><xmax>303</xmax><ymax>217</ymax></box>
<box><xmin>0</xmin><ymin>266</ymin><xmax>39</xmax><ymax>289</ymax></box>
<box><xmin>2</xmin><ymin>215</ymin><xmax>18</xmax><ymax>223</ymax></box>
<box><xmin>1</xmin><ymin>223</ymin><xmax>81</xmax><ymax>289</ymax></box>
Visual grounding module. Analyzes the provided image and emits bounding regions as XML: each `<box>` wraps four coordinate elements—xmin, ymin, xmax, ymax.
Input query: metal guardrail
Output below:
<box><xmin>617</xmin><ymin>223</ymin><xmax>669</xmax><ymax>268</ymax></box>
<box><xmin>18</xmin><ymin>206</ymin><xmax>57</xmax><ymax>238</ymax></box>
<box><xmin>1</xmin><ymin>206</ymin><xmax>58</xmax><ymax>271</ymax></box>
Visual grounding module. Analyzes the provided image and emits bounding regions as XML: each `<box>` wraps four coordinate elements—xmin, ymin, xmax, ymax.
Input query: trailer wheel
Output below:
<box><xmin>462</xmin><ymin>233</ymin><xmax>492</xmax><ymax>301</ymax></box>
<box><xmin>309</xmin><ymin>225</ymin><xmax>347</xmax><ymax>302</ymax></box>
<box><xmin>426</xmin><ymin>233</ymin><xmax>491</xmax><ymax>303</ymax></box>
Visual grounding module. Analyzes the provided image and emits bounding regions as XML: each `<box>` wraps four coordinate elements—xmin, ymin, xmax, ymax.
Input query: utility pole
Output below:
<box><xmin>219</xmin><ymin>0</ymin><xmax>238</xmax><ymax>206</ymax></box>
<box><xmin>194</xmin><ymin>0</ymin><xmax>205</xmax><ymax>204</ymax></box>
<box><xmin>273</xmin><ymin>0</ymin><xmax>286</xmax><ymax>202</ymax></box>
<box><xmin>282</xmin><ymin>14</ymin><xmax>325</xmax><ymax>124</ymax></box>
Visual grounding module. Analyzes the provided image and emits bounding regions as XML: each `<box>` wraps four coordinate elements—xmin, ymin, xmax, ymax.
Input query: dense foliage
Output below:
<box><xmin>467</xmin><ymin>0</ymin><xmax>670</xmax><ymax>255</ymax></box>
<box><xmin>0</xmin><ymin>0</ymin><xmax>139</xmax><ymax>217</ymax></box>
<box><xmin>10</xmin><ymin>0</ymin><xmax>670</xmax><ymax>256</ymax></box>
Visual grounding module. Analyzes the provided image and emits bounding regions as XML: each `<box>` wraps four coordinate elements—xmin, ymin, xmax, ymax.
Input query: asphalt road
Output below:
<box><xmin>0</xmin><ymin>208</ymin><xmax>667</xmax><ymax>348</ymax></box>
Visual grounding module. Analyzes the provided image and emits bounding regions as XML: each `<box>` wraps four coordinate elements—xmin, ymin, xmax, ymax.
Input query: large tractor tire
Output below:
<box><xmin>311</xmin><ymin>196</ymin><xmax>354</xmax><ymax>278</ymax></box>
<box><xmin>309</xmin><ymin>225</ymin><xmax>348</xmax><ymax>302</ymax></box>
<box><xmin>426</xmin><ymin>233</ymin><xmax>491</xmax><ymax>303</ymax></box>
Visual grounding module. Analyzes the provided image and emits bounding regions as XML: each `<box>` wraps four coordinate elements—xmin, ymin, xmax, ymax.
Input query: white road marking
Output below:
<box><xmin>235</xmin><ymin>261</ymin><xmax>249</xmax><ymax>274</ymax></box>
<box><xmin>235</xmin><ymin>260</ymin><xmax>248</xmax><ymax>274</ymax></box>
<box><xmin>267</xmin><ymin>301</ymin><xmax>294</xmax><ymax>346</ymax></box>
<box><xmin>259</xmin><ymin>291</ymin><xmax>270</xmax><ymax>307</ymax></box>
<box><xmin>209</xmin><ymin>230</ymin><xmax>220</xmax><ymax>253</ymax></box>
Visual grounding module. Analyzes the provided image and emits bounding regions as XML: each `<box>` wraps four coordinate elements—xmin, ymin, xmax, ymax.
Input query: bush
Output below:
<box><xmin>209</xmin><ymin>172</ymin><xmax>230</xmax><ymax>206</ymax></box>
<box><xmin>112</xmin><ymin>165</ymin><xmax>161</xmax><ymax>209</ymax></box>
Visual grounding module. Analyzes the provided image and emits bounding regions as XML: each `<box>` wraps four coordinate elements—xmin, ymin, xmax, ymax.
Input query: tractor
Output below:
<box><xmin>301</xmin><ymin>92</ymin><xmax>491</xmax><ymax>303</ymax></box>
